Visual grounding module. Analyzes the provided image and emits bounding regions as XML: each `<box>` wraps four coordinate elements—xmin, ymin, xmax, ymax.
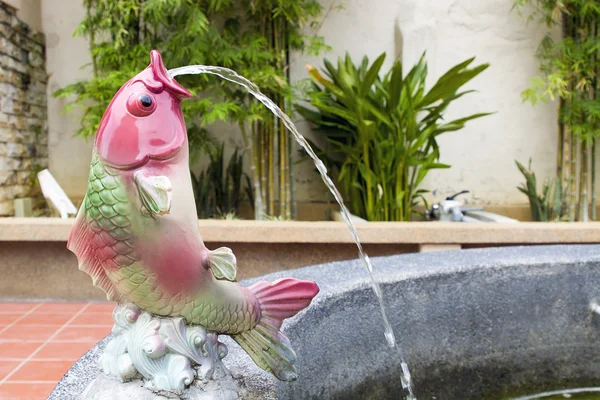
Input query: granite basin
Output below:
<box><xmin>50</xmin><ymin>245</ymin><xmax>600</xmax><ymax>399</ymax></box>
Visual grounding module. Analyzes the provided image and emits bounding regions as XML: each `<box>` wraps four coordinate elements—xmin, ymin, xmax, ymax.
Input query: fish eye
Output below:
<box><xmin>139</xmin><ymin>94</ymin><xmax>153</xmax><ymax>108</ymax></box>
<box><xmin>126</xmin><ymin>92</ymin><xmax>156</xmax><ymax>117</ymax></box>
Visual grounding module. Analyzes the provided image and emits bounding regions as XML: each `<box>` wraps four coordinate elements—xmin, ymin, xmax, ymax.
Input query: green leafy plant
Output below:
<box><xmin>513</xmin><ymin>0</ymin><xmax>600</xmax><ymax>221</ymax></box>
<box><xmin>191</xmin><ymin>142</ymin><xmax>250</xmax><ymax>219</ymax></box>
<box><xmin>55</xmin><ymin>0</ymin><xmax>334</xmax><ymax>220</ymax></box>
<box><xmin>516</xmin><ymin>159</ymin><xmax>567</xmax><ymax>221</ymax></box>
<box><xmin>296</xmin><ymin>52</ymin><xmax>490</xmax><ymax>221</ymax></box>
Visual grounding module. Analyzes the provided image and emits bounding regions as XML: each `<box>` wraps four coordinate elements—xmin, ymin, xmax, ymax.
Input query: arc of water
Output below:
<box><xmin>169</xmin><ymin>65</ymin><xmax>415</xmax><ymax>398</ymax></box>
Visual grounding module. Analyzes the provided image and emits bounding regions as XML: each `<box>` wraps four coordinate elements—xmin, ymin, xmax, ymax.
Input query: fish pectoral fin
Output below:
<box><xmin>134</xmin><ymin>171</ymin><xmax>172</xmax><ymax>216</ymax></box>
<box><xmin>209</xmin><ymin>247</ymin><xmax>237</xmax><ymax>281</ymax></box>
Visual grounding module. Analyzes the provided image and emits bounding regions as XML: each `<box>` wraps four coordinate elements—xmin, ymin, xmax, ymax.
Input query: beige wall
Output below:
<box><xmin>4</xmin><ymin>0</ymin><xmax>41</xmax><ymax>31</ymax></box>
<box><xmin>289</xmin><ymin>0</ymin><xmax>559</xmax><ymax>205</ymax></box>
<box><xmin>41</xmin><ymin>0</ymin><xmax>93</xmax><ymax>199</ymax></box>
<box><xmin>39</xmin><ymin>0</ymin><xmax>559</xmax><ymax>206</ymax></box>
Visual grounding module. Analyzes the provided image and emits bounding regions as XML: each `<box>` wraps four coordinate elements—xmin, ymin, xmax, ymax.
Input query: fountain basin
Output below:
<box><xmin>50</xmin><ymin>245</ymin><xmax>600</xmax><ymax>399</ymax></box>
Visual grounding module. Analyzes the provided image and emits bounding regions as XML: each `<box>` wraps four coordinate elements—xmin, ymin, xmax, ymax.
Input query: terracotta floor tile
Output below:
<box><xmin>33</xmin><ymin>342</ymin><xmax>94</xmax><ymax>361</ymax></box>
<box><xmin>85</xmin><ymin>302</ymin><xmax>116</xmax><ymax>313</ymax></box>
<box><xmin>0</xmin><ymin>325</ymin><xmax>59</xmax><ymax>341</ymax></box>
<box><xmin>70</xmin><ymin>312</ymin><xmax>114</xmax><ymax>327</ymax></box>
<box><xmin>0</xmin><ymin>342</ymin><xmax>43</xmax><ymax>359</ymax></box>
<box><xmin>18</xmin><ymin>313</ymin><xmax>73</xmax><ymax>326</ymax></box>
<box><xmin>0</xmin><ymin>315</ymin><xmax>21</xmax><ymax>325</ymax></box>
<box><xmin>52</xmin><ymin>326</ymin><xmax>109</xmax><ymax>342</ymax></box>
<box><xmin>35</xmin><ymin>302</ymin><xmax>85</xmax><ymax>314</ymax></box>
<box><xmin>0</xmin><ymin>360</ymin><xmax>20</xmax><ymax>380</ymax></box>
<box><xmin>9</xmin><ymin>360</ymin><xmax>72</xmax><ymax>381</ymax></box>
<box><xmin>0</xmin><ymin>383</ymin><xmax>56</xmax><ymax>400</ymax></box>
<box><xmin>0</xmin><ymin>303</ymin><xmax>38</xmax><ymax>314</ymax></box>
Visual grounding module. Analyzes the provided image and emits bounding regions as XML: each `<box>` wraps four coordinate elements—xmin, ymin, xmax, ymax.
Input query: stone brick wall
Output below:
<box><xmin>0</xmin><ymin>1</ymin><xmax>47</xmax><ymax>216</ymax></box>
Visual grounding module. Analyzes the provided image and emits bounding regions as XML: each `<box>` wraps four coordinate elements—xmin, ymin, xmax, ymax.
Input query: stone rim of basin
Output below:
<box><xmin>50</xmin><ymin>244</ymin><xmax>600</xmax><ymax>399</ymax></box>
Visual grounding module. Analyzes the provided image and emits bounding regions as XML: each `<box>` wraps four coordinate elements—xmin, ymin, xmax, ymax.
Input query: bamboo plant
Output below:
<box><xmin>55</xmin><ymin>0</ymin><xmax>332</xmax><ymax>220</ymax></box>
<box><xmin>514</xmin><ymin>0</ymin><xmax>600</xmax><ymax>221</ymax></box>
<box><xmin>297</xmin><ymin>52</ymin><xmax>490</xmax><ymax>221</ymax></box>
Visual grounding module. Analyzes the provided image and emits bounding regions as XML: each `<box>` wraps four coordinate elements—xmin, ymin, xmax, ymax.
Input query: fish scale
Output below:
<box><xmin>84</xmin><ymin>154</ymin><xmax>138</xmax><ymax>268</ymax></box>
<box><xmin>82</xmin><ymin>155</ymin><xmax>262</xmax><ymax>332</ymax></box>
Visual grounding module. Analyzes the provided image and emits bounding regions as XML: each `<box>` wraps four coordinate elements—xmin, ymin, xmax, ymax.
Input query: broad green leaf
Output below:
<box><xmin>360</xmin><ymin>53</ymin><xmax>386</xmax><ymax>96</ymax></box>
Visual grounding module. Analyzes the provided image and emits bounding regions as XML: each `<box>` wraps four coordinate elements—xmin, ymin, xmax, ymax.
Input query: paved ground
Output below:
<box><xmin>0</xmin><ymin>301</ymin><xmax>114</xmax><ymax>399</ymax></box>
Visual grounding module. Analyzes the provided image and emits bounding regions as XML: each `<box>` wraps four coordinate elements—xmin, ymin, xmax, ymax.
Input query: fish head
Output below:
<box><xmin>94</xmin><ymin>50</ymin><xmax>193</xmax><ymax>169</ymax></box>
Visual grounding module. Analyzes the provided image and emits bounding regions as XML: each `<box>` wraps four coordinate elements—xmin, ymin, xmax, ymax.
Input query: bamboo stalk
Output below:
<box><xmin>280</xmin><ymin>22</ymin><xmax>289</xmax><ymax>219</ymax></box>
<box><xmin>558</xmin><ymin>96</ymin><xmax>565</xmax><ymax>182</ymax></box>
<box><xmin>562</xmin><ymin>102</ymin><xmax>571</xmax><ymax>193</ymax></box>
<box><xmin>267</xmin><ymin>15</ymin><xmax>276</xmax><ymax>217</ymax></box>
<box><xmin>274</xmin><ymin>16</ymin><xmax>285</xmax><ymax>219</ymax></box>
<box><xmin>85</xmin><ymin>2</ymin><xmax>98</xmax><ymax>77</ymax></box>
<box><xmin>259</xmin><ymin>123</ymin><xmax>268</xmax><ymax>216</ymax></box>
<box><xmin>593</xmin><ymin>21</ymin><xmax>599</xmax><ymax>221</ymax></box>
<box><xmin>568</xmin><ymin>13</ymin><xmax>579</xmax><ymax>221</ymax></box>
<box><xmin>581</xmin><ymin>139</ymin><xmax>589</xmax><ymax>221</ymax></box>
<box><xmin>279</xmin><ymin>101</ymin><xmax>286</xmax><ymax>218</ymax></box>
<box><xmin>254</xmin><ymin>124</ymin><xmax>264</xmax><ymax>220</ymax></box>
<box><xmin>268</xmin><ymin>117</ymin><xmax>275</xmax><ymax>216</ymax></box>
<box><xmin>557</xmin><ymin>12</ymin><xmax>568</xmax><ymax>183</ymax></box>
<box><xmin>245</xmin><ymin>122</ymin><xmax>263</xmax><ymax>220</ymax></box>
<box><xmin>283</xmin><ymin>18</ymin><xmax>295</xmax><ymax>220</ymax></box>
<box><xmin>593</xmin><ymin>140</ymin><xmax>597</xmax><ymax>220</ymax></box>
<box><xmin>569</xmin><ymin>133</ymin><xmax>578</xmax><ymax>221</ymax></box>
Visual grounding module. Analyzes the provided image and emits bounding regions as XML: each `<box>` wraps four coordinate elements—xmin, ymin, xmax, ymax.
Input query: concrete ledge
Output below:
<box><xmin>2</xmin><ymin>218</ymin><xmax>599</xmax><ymax>300</ymax></box>
<box><xmin>1</xmin><ymin>218</ymin><xmax>600</xmax><ymax>244</ymax></box>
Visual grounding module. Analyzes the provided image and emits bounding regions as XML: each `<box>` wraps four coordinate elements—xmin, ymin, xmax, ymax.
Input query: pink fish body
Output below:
<box><xmin>68</xmin><ymin>50</ymin><xmax>319</xmax><ymax>381</ymax></box>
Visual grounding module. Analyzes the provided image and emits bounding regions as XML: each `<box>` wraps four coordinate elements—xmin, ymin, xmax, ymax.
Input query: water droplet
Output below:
<box><xmin>384</xmin><ymin>329</ymin><xmax>396</xmax><ymax>347</ymax></box>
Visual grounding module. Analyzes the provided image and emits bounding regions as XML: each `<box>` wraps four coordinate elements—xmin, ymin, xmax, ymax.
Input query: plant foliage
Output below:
<box><xmin>516</xmin><ymin>159</ymin><xmax>567</xmax><ymax>221</ymax></box>
<box><xmin>55</xmin><ymin>0</ymin><xmax>332</xmax><ymax>218</ymax></box>
<box><xmin>297</xmin><ymin>52</ymin><xmax>490</xmax><ymax>221</ymax></box>
<box><xmin>513</xmin><ymin>0</ymin><xmax>600</xmax><ymax>221</ymax></box>
<box><xmin>192</xmin><ymin>142</ymin><xmax>251</xmax><ymax>218</ymax></box>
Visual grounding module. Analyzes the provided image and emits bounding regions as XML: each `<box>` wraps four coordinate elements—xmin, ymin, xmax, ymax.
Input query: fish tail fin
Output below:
<box><xmin>232</xmin><ymin>278</ymin><xmax>319</xmax><ymax>381</ymax></box>
<box><xmin>67</xmin><ymin>206</ymin><xmax>122</xmax><ymax>303</ymax></box>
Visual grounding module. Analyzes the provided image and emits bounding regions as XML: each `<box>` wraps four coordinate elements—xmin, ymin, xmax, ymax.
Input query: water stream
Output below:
<box><xmin>169</xmin><ymin>65</ymin><xmax>415</xmax><ymax>399</ymax></box>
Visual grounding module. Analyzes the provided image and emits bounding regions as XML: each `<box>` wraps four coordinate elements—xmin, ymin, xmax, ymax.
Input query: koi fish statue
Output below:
<box><xmin>67</xmin><ymin>50</ymin><xmax>319</xmax><ymax>384</ymax></box>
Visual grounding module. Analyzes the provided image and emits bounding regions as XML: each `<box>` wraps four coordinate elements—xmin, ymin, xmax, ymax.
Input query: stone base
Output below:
<box><xmin>80</xmin><ymin>371</ymin><xmax>255</xmax><ymax>400</ymax></box>
<box><xmin>49</xmin><ymin>335</ymin><xmax>276</xmax><ymax>400</ymax></box>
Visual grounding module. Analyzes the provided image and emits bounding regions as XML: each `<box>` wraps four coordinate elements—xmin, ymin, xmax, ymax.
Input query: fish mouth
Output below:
<box><xmin>102</xmin><ymin>146</ymin><xmax>183</xmax><ymax>171</ymax></box>
<box><xmin>149</xmin><ymin>50</ymin><xmax>192</xmax><ymax>99</ymax></box>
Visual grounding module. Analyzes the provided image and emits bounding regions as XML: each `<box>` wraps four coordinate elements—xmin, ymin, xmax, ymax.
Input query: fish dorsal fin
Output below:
<box><xmin>209</xmin><ymin>247</ymin><xmax>237</xmax><ymax>281</ymax></box>
<box><xmin>134</xmin><ymin>171</ymin><xmax>172</xmax><ymax>216</ymax></box>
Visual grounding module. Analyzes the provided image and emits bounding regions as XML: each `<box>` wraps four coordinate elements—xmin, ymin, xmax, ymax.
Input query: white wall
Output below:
<box><xmin>4</xmin><ymin>0</ymin><xmax>41</xmax><ymax>31</ymax></box>
<box><xmin>41</xmin><ymin>0</ymin><xmax>94</xmax><ymax>198</ymax></box>
<box><xmin>290</xmin><ymin>0</ymin><xmax>559</xmax><ymax>205</ymax></box>
<box><xmin>40</xmin><ymin>0</ymin><xmax>558</xmax><ymax>205</ymax></box>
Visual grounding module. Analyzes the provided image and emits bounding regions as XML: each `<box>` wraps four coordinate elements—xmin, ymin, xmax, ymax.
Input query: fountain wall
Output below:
<box><xmin>0</xmin><ymin>0</ymin><xmax>47</xmax><ymax>216</ymax></box>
